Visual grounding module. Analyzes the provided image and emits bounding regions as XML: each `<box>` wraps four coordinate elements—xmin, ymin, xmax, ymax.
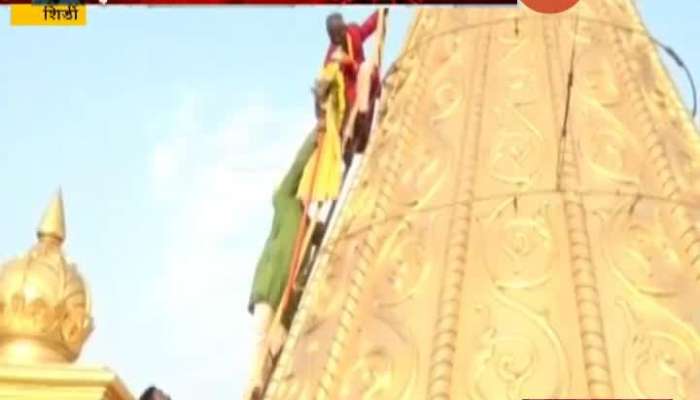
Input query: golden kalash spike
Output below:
<box><xmin>37</xmin><ymin>188</ymin><xmax>66</xmax><ymax>243</ymax></box>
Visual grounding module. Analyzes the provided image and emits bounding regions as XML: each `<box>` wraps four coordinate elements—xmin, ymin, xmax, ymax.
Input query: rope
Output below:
<box><xmin>323</xmin><ymin>188</ymin><xmax>700</xmax><ymax>248</ymax></box>
<box><xmin>661</xmin><ymin>45</ymin><xmax>697</xmax><ymax>117</ymax></box>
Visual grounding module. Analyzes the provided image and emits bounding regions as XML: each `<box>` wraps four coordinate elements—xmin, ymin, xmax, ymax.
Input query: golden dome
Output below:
<box><xmin>0</xmin><ymin>191</ymin><xmax>93</xmax><ymax>363</ymax></box>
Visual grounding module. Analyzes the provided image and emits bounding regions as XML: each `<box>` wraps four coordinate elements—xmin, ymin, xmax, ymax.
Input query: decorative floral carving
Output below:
<box><xmin>372</xmin><ymin>217</ymin><xmax>430</xmax><ymax>307</ymax></box>
<box><xmin>269</xmin><ymin>308</ymin><xmax>344</xmax><ymax>399</ymax></box>
<box><xmin>487</xmin><ymin>18</ymin><xmax>547</xmax><ymax>190</ymax></box>
<box><xmin>341</xmin><ymin>348</ymin><xmax>393</xmax><ymax>398</ymax></box>
<box><xmin>431</xmin><ymin>81</ymin><xmax>464</xmax><ymax>123</ymax></box>
<box><xmin>469</xmin><ymin>301</ymin><xmax>569</xmax><ymax>400</ymax></box>
<box><xmin>580</xmin><ymin>57</ymin><xmax>621</xmax><ymax>106</ymax></box>
<box><xmin>600</xmin><ymin>201</ymin><xmax>686</xmax><ymax>297</ymax></box>
<box><xmin>618</xmin><ymin>299</ymin><xmax>700</xmax><ymax>400</ymax></box>
<box><xmin>480</xmin><ymin>201</ymin><xmax>555</xmax><ymax>289</ymax></box>
<box><xmin>471</xmin><ymin>201</ymin><xmax>570</xmax><ymax>399</ymax></box>
<box><xmin>577</xmin><ymin>98</ymin><xmax>641</xmax><ymax>187</ymax></box>
<box><xmin>488</xmin><ymin>111</ymin><xmax>545</xmax><ymax>188</ymax></box>
<box><xmin>471</xmin><ymin>327</ymin><xmax>537</xmax><ymax>400</ymax></box>
<box><xmin>338</xmin><ymin>315</ymin><xmax>417</xmax><ymax>400</ymax></box>
<box><xmin>394</xmin><ymin>135</ymin><xmax>450</xmax><ymax>209</ymax></box>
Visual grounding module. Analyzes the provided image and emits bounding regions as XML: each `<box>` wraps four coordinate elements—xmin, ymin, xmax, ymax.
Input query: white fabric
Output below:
<box><xmin>307</xmin><ymin>201</ymin><xmax>326</xmax><ymax>222</ymax></box>
<box><xmin>253</xmin><ymin>302</ymin><xmax>273</xmax><ymax>340</ymax></box>
<box><xmin>244</xmin><ymin>303</ymin><xmax>274</xmax><ymax>399</ymax></box>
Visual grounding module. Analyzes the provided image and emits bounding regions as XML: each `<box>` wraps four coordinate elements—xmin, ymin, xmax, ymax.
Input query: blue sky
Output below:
<box><xmin>0</xmin><ymin>2</ymin><xmax>698</xmax><ymax>399</ymax></box>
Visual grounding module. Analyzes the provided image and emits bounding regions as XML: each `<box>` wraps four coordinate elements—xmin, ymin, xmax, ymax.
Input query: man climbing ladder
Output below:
<box><xmin>303</xmin><ymin>7</ymin><xmax>388</xmax><ymax>245</ymax></box>
<box><xmin>242</xmin><ymin>65</ymin><xmax>345</xmax><ymax>400</ymax></box>
<box><xmin>243</xmin><ymin>130</ymin><xmax>319</xmax><ymax>400</ymax></box>
<box><xmin>291</xmin><ymin>6</ymin><xmax>389</xmax><ymax>335</ymax></box>
<box><xmin>244</xmin><ymin>8</ymin><xmax>388</xmax><ymax>400</ymax></box>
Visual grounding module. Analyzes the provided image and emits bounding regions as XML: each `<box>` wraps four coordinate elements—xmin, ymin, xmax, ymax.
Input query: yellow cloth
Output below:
<box><xmin>297</xmin><ymin>62</ymin><xmax>346</xmax><ymax>203</ymax></box>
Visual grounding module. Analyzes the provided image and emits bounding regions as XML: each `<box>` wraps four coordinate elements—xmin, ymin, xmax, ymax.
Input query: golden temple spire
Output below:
<box><xmin>261</xmin><ymin>2</ymin><xmax>700</xmax><ymax>399</ymax></box>
<box><xmin>0</xmin><ymin>191</ymin><xmax>133</xmax><ymax>399</ymax></box>
<box><xmin>37</xmin><ymin>188</ymin><xmax>66</xmax><ymax>243</ymax></box>
<box><xmin>0</xmin><ymin>191</ymin><xmax>92</xmax><ymax>364</ymax></box>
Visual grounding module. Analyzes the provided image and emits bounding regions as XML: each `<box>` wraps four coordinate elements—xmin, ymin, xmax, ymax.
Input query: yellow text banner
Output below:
<box><xmin>10</xmin><ymin>4</ymin><xmax>87</xmax><ymax>27</ymax></box>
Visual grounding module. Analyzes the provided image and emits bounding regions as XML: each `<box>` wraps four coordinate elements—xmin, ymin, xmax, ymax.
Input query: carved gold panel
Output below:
<box><xmin>474</xmin><ymin>13</ymin><xmax>558</xmax><ymax>196</ymax></box>
<box><xmin>588</xmin><ymin>198</ymin><xmax>700</xmax><ymax>399</ymax></box>
<box><xmin>452</xmin><ymin>194</ymin><xmax>589</xmax><ymax>399</ymax></box>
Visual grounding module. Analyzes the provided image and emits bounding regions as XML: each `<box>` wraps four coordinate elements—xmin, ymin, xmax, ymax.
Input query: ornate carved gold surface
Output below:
<box><xmin>263</xmin><ymin>2</ymin><xmax>700</xmax><ymax>399</ymax></box>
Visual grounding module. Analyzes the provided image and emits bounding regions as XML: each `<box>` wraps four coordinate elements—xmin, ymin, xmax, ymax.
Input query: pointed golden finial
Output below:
<box><xmin>0</xmin><ymin>189</ymin><xmax>92</xmax><ymax>364</ymax></box>
<box><xmin>36</xmin><ymin>189</ymin><xmax>66</xmax><ymax>243</ymax></box>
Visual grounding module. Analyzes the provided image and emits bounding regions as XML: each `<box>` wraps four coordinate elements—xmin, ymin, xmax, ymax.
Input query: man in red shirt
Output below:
<box><xmin>323</xmin><ymin>10</ymin><xmax>386</xmax><ymax>159</ymax></box>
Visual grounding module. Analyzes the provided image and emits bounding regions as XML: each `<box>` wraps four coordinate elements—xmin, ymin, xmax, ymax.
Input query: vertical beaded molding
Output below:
<box><xmin>544</xmin><ymin>10</ymin><xmax>615</xmax><ymax>397</ymax></box>
<box><xmin>311</xmin><ymin>10</ymin><xmax>432</xmax><ymax>400</ymax></box>
<box><xmin>426</xmin><ymin>13</ymin><xmax>492</xmax><ymax>400</ymax></box>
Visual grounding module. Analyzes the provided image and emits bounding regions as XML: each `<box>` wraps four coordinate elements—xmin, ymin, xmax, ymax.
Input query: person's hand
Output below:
<box><xmin>315</xmin><ymin>130</ymin><xmax>326</xmax><ymax>148</ymax></box>
<box><xmin>314</xmin><ymin>79</ymin><xmax>331</xmax><ymax>100</ymax></box>
<box><xmin>314</xmin><ymin>114</ymin><xmax>325</xmax><ymax>133</ymax></box>
<box><xmin>340</xmin><ymin>57</ymin><xmax>359</xmax><ymax>74</ymax></box>
<box><xmin>340</xmin><ymin>55</ymin><xmax>354</xmax><ymax>66</ymax></box>
<box><xmin>314</xmin><ymin>99</ymin><xmax>323</xmax><ymax>119</ymax></box>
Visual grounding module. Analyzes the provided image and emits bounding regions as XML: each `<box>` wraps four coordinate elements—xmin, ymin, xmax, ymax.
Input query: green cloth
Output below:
<box><xmin>248</xmin><ymin>132</ymin><xmax>316</xmax><ymax>315</ymax></box>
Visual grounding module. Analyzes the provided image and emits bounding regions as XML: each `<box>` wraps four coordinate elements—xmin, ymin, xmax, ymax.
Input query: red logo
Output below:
<box><xmin>520</xmin><ymin>0</ymin><xmax>580</xmax><ymax>14</ymax></box>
